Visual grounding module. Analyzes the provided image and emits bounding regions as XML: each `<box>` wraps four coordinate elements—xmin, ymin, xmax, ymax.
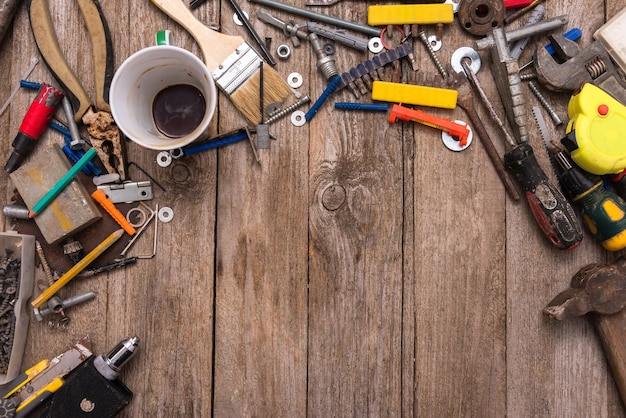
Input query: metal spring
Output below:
<box><xmin>586</xmin><ymin>56</ymin><xmax>607</xmax><ymax>79</ymax></box>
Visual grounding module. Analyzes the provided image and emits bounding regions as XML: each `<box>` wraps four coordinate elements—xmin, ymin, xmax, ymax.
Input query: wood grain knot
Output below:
<box><xmin>170</xmin><ymin>163</ymin><xmax>191</xmax><ymax>183</ymax></box>
<box><xmin>321</xmin><ymin>184</ymin><xmax>346</xmax><ymax>211</ymax></box>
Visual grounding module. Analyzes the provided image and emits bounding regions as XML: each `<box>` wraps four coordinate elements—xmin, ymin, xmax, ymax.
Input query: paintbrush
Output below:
<box><xmin>151</xmin><ymin>0</ymin><xmax>292</xmax><ymax>125</ymax></box>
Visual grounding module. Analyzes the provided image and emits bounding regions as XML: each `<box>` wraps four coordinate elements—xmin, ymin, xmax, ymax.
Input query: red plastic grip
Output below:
<box><xmin>18</xmin><ymin>84</ymin><xmax>64</xmax><ymax>138</ymax></box>
<box><xmin>504</xmin><ymin>0</ymin><xmax>533</xmax><ymax>8</ymax></box>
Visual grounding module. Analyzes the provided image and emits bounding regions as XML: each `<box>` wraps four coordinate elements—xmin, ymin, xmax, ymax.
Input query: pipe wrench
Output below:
<box><xmin>26</xmin><ymin>0</ymin><xmax>128</xmax><ymax>180</ymax></box>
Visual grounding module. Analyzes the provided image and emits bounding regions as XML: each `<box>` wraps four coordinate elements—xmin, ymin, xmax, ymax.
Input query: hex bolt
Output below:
<box><xmin>418</xmin><ymin>31</ymin><xmax>447</xmax><ymax>78</ymax></box>
<box><xmin>527</xmin><ymin>81</ymin><xmax>563</xmax><ymax>125</ymax></box>
<box><xmin>265</xmin><ymin>94</ymin><xmax>311</xmax><ymax>125</ymax></box>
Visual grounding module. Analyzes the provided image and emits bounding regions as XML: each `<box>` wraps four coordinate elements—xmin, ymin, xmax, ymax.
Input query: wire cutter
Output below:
<box><xmin>26</xmin><ymin>0</ymin><xmax>127</xmax><ymax>180</ymax></box>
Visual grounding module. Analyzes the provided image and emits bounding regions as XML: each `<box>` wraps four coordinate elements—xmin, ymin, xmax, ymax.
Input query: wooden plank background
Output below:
<box><xmin>0</xmin><ymin>0</ymin><xmax>625</xmax><ymax>416</ymax></box>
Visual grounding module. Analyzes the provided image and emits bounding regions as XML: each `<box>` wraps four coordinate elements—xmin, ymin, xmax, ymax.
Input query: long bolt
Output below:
<box><xmin>527</xmin><ymin>81</ymin><xmax>563</xmax><ymax>125</ymax></box>
<box><xmin>461</xmin><ymin>60</ymin><xmax>517</xmax><ymax>148</ymax></box>
<box><xmin>265</xmin><ymin>95</ymin><xmax>311</xmax><ymax>125</ymax></box>
<box><xmin>419</xmin><ymin>31</ymin><xmax>447</xmax><ymax>78</ymax></box>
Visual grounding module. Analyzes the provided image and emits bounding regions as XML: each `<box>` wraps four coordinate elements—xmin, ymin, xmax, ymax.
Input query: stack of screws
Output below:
<box><xmin>0</xmin><ymin>250</ymin><xmax>20</xmax><ymax>374</ymax></box>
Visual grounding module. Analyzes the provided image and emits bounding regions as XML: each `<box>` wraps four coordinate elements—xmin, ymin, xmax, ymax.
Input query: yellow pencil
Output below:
<box><xmin>31</xmin><ymin>229</ymin><xmax>124</xmax><ymax>308</ymax></box>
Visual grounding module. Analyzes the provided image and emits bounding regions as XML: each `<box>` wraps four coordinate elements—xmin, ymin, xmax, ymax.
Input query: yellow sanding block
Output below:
<box><xmin>368</xmin><ymin>4</ymin><xmax>454</xmax><ymax>26</ymax></box>
<box><xmin>371</xmin><ymin>81</ymin><xmax>457</xmax><ymax>109</ymax></box>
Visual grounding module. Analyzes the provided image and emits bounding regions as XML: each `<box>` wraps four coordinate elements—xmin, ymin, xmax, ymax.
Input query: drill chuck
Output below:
<box><xmin>94</xmin><ymin>336</ymin><xmax>140</xmax><ymax>380</ymax></box>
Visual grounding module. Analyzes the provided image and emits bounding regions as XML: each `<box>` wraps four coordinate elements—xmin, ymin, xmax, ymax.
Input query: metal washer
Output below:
<box><xmin>287</xmin><ymin>72</ymin><xmax>303</xmax><ymax>88</ymax></box>
<box><xmin>428</xmin><ymin>35</ymin><xmax>442</xmax><ymax>52</ymax></box>
<box><xmin>157</xmin><ymin>151</ymin><xmax>172</xmax><ymax>168</ymax></box>
<box><xmin>158</xmin><ymin>207</ymin><xmax>174</xmax><ymax>223</ymax></box>
<box><xmin>291</xmin><ymin>110</ymin><xmax>306</xmax><ymax>127</ymax></box>
<box><xmin>442</xmin><ymin>121</ymin><xmax>473</xmax><ymax>152</ymax></box>
<box><xmin>233</xmin><ymin>11</ymin><xmax>249</xmax><ymax>26</ymax></box>
<box><xmin>126</xmin><ymin>207</ymin><xmax>148</xmax><ymax>228</ymax></box>
<box><xmin>368</xmin><ymin>37</ymin><xmax>384</xmax><ymax>53</ymax></box>
<box><xmin>266</xmin><ymin>102</ymin><xmax>282</xmax><ymax>116</ymax></box>
<box><xmin>451</xmin><ymin>47</ymin><xmax>481</xmax><ymax>75</ymax></box>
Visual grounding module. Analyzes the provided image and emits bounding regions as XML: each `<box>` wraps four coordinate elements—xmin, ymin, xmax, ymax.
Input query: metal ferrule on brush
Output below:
<box><xmin>212</xmin><ymin>42</ymin><xmax>263</xmax><ymax>94</ymax></box>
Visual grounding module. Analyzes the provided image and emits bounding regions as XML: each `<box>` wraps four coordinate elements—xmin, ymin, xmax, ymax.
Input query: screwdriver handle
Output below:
<box><xmin>556</xmin><ymin>157</ymin><xmax>626</xmax><ymax>251</ymax></box>
<box><xmin>504</xmin><ymin>142</ymin><xmax>583</xmax><ymax>250</ymax></box>
<box><xmin>576</xmin><ymin>183</ymin><xmax>626</xmax><ymax>251</ymax></box>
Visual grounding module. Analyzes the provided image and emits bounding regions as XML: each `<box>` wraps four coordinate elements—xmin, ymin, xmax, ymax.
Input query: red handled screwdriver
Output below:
<box><xmin>461</xmin><ymin>60</ymin><xmax>583</xmax><ymax>250</ymax></box>
<box><xmin>504</xmin><ymin>142</ymin><xmax>583</xmax><ymax>249</ymax></box>
<box><xmin>4</xmin><ymin>83</ymin><xmax>64</xmax><ymax>173</ymax></box>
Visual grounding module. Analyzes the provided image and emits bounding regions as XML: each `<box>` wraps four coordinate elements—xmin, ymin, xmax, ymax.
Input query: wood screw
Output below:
<box><xmin>527</xmin><ymin>81</ymin><xmax>562</xmax><ymax>125</ymax></box>
<box><xmin>418</xmin><ymin>31</ymin><xmax>447</xmax><ymax>78</ymax></box>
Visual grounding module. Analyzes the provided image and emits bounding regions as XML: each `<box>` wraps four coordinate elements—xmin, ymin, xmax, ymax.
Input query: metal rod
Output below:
<box><xmin>226</xmin><ymin>0</ymin><xmax>277</xmax><ymax>66</ymax></box>
<box><xmin>461</xmin><ymin>60</ymin><xmax>517</xmax><ymax>148</ymax></box>
<box><xmin>476</xmin><ymin>14</ymin><xmax>569</xmax><ymax>50</ymax></box>
<box><xmin>248</xmin><ymin>0</ymin><xmax>380</xmax><ymax>37</ymax></box>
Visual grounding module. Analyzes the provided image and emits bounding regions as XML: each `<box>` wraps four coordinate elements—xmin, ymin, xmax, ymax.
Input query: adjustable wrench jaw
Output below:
<box><xmin>535</xmin><ymin>35</ymin><xmax>626</xmax><ymax>105</ymax></box>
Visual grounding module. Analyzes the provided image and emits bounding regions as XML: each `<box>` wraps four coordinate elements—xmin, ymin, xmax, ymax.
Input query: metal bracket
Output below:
<box><xmin>97</xmin><ymin>181</ymin><xmax>153</xmax><ymax>203</ymax></box>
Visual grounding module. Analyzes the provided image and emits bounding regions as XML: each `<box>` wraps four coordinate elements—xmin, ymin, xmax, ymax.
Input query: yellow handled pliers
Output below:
<box><xmin>27</xmin><ymin>0</ymin><xmax>127</xmax><ymax>180</ymax></box>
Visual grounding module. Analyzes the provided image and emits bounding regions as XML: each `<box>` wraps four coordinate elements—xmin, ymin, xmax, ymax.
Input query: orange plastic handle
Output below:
<box><xmin>389</xmin><ymin>104</ymin><xmax>471</xmax><ymax>146</ymax></box>
<box><xmin>91</xmin><ymin>189</ymin><xmax>136</xmax><ymax>236</ymax></box>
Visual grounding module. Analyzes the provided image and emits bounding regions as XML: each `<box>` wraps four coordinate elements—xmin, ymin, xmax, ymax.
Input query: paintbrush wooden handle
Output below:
<box><xmin>150</xmin><ymin>0</ymin><xmax>245</xmax><ymax>70</ymax></box>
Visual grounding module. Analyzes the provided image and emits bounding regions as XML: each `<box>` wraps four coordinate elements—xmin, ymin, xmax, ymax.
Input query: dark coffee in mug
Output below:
<box><xmin>152</xmin><ymin>84</ymin><xmax>206</xmax><ymax>138</ymax></box>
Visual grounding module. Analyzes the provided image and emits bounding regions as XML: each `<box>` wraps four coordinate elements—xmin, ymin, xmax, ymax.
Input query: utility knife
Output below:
<box><xmin>0</xmin><ymin>336</ymin><xmax>93</xmax><ymax>417</ymax></box>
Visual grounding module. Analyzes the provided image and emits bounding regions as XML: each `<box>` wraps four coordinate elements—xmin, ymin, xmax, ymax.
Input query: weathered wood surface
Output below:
<box><xmin>0</xmin><ymin>0</ymin><xmax>625</xmax><ymax>416</ymax></box>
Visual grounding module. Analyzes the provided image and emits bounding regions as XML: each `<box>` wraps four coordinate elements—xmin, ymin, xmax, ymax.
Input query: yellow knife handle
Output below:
<box><xmin>0</xmin><ymin>359</ymin><xmax>50</xmax><ymax>399</ymax></box>
<box><xmin>15</xmin><ymin>377</ymin><xmax>63</xmax><ymax>416</ymax></box>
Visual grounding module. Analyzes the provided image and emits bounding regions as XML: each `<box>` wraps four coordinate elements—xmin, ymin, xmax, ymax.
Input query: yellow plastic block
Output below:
<box><xmin>367</xmin><ymin>4</ymin><xmax>454</xmax><ymax>26</ymax></box>
<box><xmin>371</xmin><ymin>81</ymin><xmax>457</xmax><ymax>109</ymax></box>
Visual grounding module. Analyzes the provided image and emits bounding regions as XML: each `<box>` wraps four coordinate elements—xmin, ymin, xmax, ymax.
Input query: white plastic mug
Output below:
<box><xmin>110</xmin><ymin>31</ymin><xmax>217</xmax><ymax>150</ymax></box>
